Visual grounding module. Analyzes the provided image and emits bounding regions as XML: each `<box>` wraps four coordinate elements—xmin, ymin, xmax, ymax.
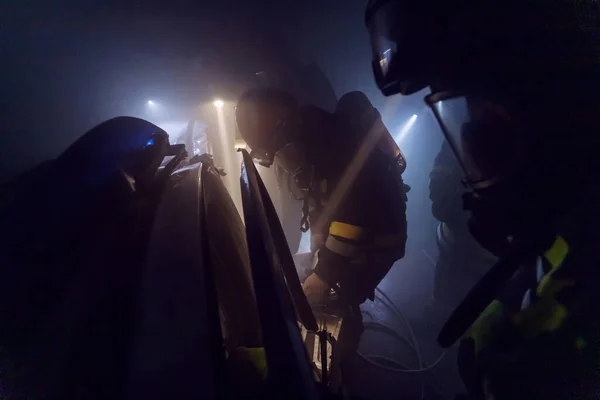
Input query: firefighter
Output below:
<box><xmin>428</xmin><ymin>141</ymin><xmax>496</xmax><ymax>322</ymax></box>
<box><xmin>366</xmin><ymin>0</ymin><xmax>600</xmax><ymax>398</ymax></box>
<box><xmin>235</xmin><ymin>87</ymin><xmax>408</xmax><ymax>308</ymax></box>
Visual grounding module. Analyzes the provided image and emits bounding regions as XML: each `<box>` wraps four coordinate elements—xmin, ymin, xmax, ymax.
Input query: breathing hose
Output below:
<box><xmin>356</xmin><ymin>287</ymin><xmax>451</xmax><ymax>399</ymax></box>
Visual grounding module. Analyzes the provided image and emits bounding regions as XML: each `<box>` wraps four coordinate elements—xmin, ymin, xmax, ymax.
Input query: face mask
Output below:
<box><xmin>426</xmin><ymin>91</ymin><xmax>529</xmax><ymax>255</ymax></box>
<box><xmin>274</xmin><ymin>142</ymin><xmax>311</xmax><ymax>192</ymax></box>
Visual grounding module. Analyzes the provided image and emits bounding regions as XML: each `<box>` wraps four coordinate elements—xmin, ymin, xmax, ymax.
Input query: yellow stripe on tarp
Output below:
<box><xmin>329</xmin><ymin>221</ymin><xmax>364</xmax><ymax>240</ymax></box>
<box><xmin>544</xmin><ymin>236</ymin><xmax>569</xmax><ymax>269</ymax></box>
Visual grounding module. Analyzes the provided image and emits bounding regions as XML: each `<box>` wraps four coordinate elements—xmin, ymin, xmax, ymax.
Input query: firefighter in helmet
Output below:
<box><xmin>366</xmin><ymin>0</ymin><xmax>600</xmax><ymax>398</ymax></box>
<box><xmin>235</xmin><ymin>88</ymin><xmax>408</xmax><ymax>309</ymax></box>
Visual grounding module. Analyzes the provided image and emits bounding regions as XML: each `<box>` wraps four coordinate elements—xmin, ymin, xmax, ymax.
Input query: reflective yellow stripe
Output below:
<box><xmin>229</xmin><ymin>347</ymin><xmax>268</xmax><ymax>380</ymax></box>
<box><xmin>465</xmin><ymin>300</ymin><xmax>505</xmax><ymax>355</ymax></box>
<box><xmin>513</xmin><ymin>299</ymin><xmax>568</xmax><ymax>335</ymax></box>
<box><xmin>329</xmin><ymin>222</ymin><xmax>364</xmax><ymax>240</ymax></box>
<box><xmin>543</xmin><ymin>236</ymin><xmax>569</xmax><ymax>269</ymax></box>
<box><xmin>514</xmin><ymin>235</ymin><xmax>572</xmax><ymax>336</ymax></box>
<box><xmin>537</xmin><ymin>236</ymin><xmax>572</xmax><ymax>297</ymax></box>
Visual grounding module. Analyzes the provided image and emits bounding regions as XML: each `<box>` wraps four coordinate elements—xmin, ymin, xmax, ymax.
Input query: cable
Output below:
<box><xmin>356</xmin><ymin>351</ymin><xmax>450</xmax><ymax>399</ymax></box>
<box><xmin>362</xmin><ymin>321</ymin><xmax>418</xmax><ymax>349</ymax></box>
<box><xmin>355</xmin><ymin>287</ymin><xmax>452</xmax><ymax>399</ymax></box>
<box><xmin>375</xmin><ymin>287</ymin><xmax>426</xmax><ymax>399</ymax></box>
<box><xmin>375</xmin><ymin>287</ymin><xmax>424</xmax><ymax>372</ymax></box>
<box><xmin>358</xmin><ymin>352</ymin><xmax>446</xmax><ymax>374</ymax></box>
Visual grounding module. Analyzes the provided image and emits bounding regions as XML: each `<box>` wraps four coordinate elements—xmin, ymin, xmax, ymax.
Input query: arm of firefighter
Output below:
<box><xmin>464</xmin><ymin>236</ymin><xmax>574</xmax><ymax>357</ymax></box>
<box><xmin>511</xmin><ymin>236</ymin><xmax>574</xmax><ymax>337</ymax></box>
<box><xmin>313</xmin><ymin>221</ymin><xmax>363</xmax><ymax>286</ymax></box>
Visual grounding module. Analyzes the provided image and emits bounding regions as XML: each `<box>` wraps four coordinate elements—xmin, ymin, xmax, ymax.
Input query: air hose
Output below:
<box><xmin>357</xmin><ymin>287</ymin><xmax>451</xmax><ymax>400</ymax></box>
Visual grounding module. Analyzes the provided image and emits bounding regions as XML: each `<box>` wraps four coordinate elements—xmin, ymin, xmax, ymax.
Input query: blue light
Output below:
<box><xmin>146</xmin><ymin>138</ymin><xmax>154</xmax><ymax>146</ymax></box>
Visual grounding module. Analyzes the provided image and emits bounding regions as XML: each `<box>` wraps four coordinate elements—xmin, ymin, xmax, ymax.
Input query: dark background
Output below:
<box><xmin>0</xmin><ymin>0</ymin><xmax>421</xmax><ymax>182</ymax></box>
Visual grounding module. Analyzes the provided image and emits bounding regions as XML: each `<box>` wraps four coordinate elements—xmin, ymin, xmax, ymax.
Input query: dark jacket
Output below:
<box><xmin>271</xmin><ymin>105</ymin><xmax>407</xmax><ymax>298</ymax></box>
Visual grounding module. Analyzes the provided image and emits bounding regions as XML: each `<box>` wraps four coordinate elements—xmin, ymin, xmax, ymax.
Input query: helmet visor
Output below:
<box><xmin>426</xmin><ymin>92</ymin><xmax>520</xmax><ymax>188</ymax></box>
<box><xmin>366</xmin><ymin>0</ymin><xmax>431</xmax><ymax>95</ymax></box>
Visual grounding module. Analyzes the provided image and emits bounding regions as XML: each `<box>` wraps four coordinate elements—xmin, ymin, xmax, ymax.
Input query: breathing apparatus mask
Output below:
<box><xmin>425</xmin><ymin>91</ymin><xmax>532</xmax><ymax>255</ymax></box>
<box><xmin>273</xmin><ymin>142</ymin><xmax>312</xmax><ymax>196</ymax></box>
<box><xmin>251</xmin><ymin>139</ymin><xmax>315</xmax><ymax>233</ymax></box>
<box><xmin>249</xmin><ymin>139</ymin><xmax>312</xmax><ymax>196</ymax></box>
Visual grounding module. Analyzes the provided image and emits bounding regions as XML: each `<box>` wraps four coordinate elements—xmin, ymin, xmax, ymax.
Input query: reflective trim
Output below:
<box><xmin>325</xmin><ymin>236</ymin><xmax>360</xmax><ymax>258</ymax></box>
<box><xmin>512</xmin><ymin>299</ymin><xmax>568</xmax><ymax>335</ymax></box>
<box><xmin>543</xmin><ymin>236</ymin><xmax>569</xmax><ymax>269</ymax></box>
<box><xmin>329</xmin><ymin>221</ymin><xmax>364</xmax><ymax>240</ymax></box>
<box><xmin>465</xmin><ymin>299</ymin><xmax>504</xmax><ymax>355</ymax></box>
<box><xmin>513</xmin><ymin>235</ymin><xmax>572</xmax><ymax>336</ymax></box>
<box><xmin>537</xmin><ymin>236</ymin><xmax>572</xmax><ymax>297</ymax></box>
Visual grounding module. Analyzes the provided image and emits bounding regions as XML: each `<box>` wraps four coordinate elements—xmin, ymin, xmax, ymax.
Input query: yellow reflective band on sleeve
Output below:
<box><xmin>329</xmin><ymin>221</ymin><xmax>364</xmax><ymax>240</ymax></box>
<box><xmin>543</xmin><ymin>236</ymin><xmax>569</xmax><ymax>269</ymax></box>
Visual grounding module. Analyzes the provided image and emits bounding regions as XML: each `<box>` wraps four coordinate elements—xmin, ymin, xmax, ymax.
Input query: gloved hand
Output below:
<box><xmin>303</xmin><ymin>272</ymin><xmax>331</xmax><ymax>305</ymax></box>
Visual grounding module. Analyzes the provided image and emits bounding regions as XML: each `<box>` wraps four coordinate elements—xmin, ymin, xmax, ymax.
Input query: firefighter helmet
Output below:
<box><xmin>235</xmin><ymin>88</ymin><xmax>298</xmax><ymax>153</ymax></box>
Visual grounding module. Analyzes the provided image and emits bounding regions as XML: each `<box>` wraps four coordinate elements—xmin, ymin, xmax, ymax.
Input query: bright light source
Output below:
<box><xmin>147</xmin><ymin>100</ymin><xmax>154</xmax><ymax>106</ymax></box>
<box><xmin>234</xmin><ymin>139</ymin><xmax>247</xmax><ymax>150</ymax></box>
<box><xmin>213</xmin><ymin>99</ymin><xmax>224</xmax><ymax>109</ymax></box>
<box><xmin>395</xmin><ymin>114</ymin><xmax>418</xmax><ymax>143</ymax></box>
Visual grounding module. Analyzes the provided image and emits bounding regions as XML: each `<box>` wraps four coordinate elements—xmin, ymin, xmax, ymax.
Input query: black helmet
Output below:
<box><xmin>365</xmin><ymin>0</ymin><xmax>447</xmax><ymax>95</ymax></box>
<box><xmin>235</xmin><ymin>88</ymin><xmax>298</xmax><ymax>154</ymax></box>
<box><xmin>366</xmin><ymin>0</ymin><xmax>600</xmax><ymax>96</ymax></box>
<box><xmin>335</xmin><ymin>91</ymin><xmax>380</xmax><ymax>131</ymax></box>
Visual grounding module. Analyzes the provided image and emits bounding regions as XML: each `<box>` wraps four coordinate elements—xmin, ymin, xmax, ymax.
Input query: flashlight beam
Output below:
<box><xmin>395</xmin><ymin>114</ymin><xmax>418</xmax><ymax>143</ymax></box>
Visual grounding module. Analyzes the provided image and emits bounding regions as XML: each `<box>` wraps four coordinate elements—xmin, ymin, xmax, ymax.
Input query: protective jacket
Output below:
<box><xmin>269</xmin><ymin>104</ymin><xmax>407</xmax><ymax>303</ymax></box>
<box><xmin>460</xmin><ymin>228</ymin><xmax>600</xmax><ymax>400</ymax></box>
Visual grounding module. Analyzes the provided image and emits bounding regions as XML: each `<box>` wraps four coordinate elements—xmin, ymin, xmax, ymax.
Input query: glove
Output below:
<box><xmin>303</xmin><ymin>272</ymin><xmax>331</xmax><ymax>305</ymax></box>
